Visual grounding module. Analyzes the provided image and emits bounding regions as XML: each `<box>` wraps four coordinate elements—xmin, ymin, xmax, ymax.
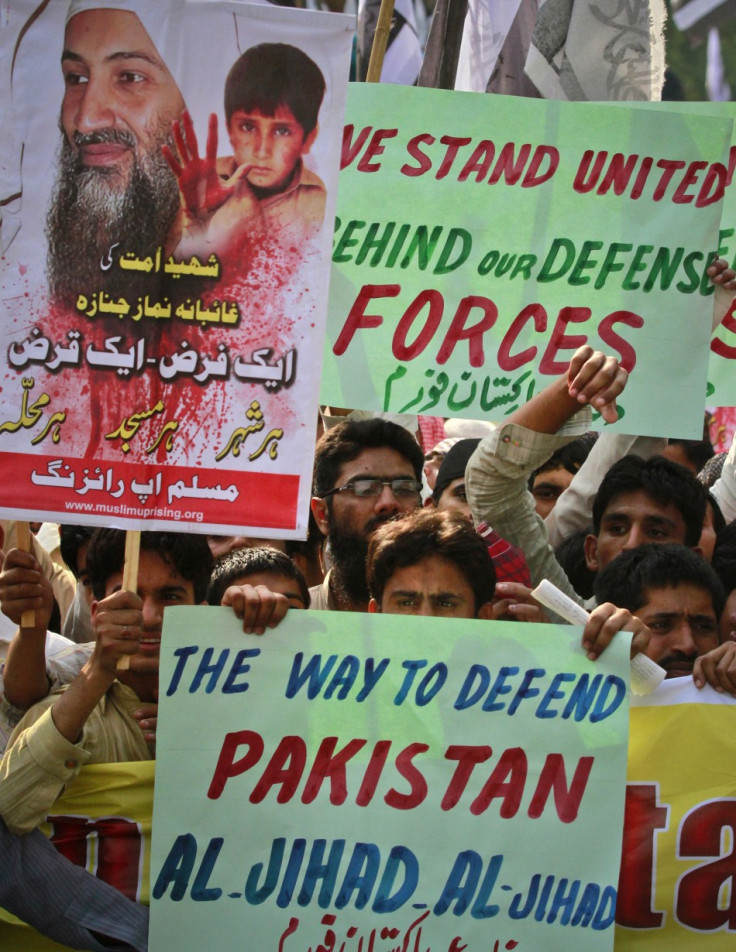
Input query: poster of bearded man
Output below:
<box><xmin>0</xmin><ymin>0</ymin><xmax>352</xmax><ymax>538</ymax></box>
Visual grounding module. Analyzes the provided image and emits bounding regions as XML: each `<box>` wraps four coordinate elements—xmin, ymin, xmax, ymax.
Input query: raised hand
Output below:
<box><xmin>163</xmin><ymin>111</ymin><xmax>238</xmax><ymax>222</ymax></box>
<box><xmin>567</xmin><ymin>345</ymin><xmax>628</xmax><ymax>424</ymax></box>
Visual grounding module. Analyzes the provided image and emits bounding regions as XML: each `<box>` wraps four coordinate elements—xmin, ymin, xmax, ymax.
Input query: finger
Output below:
<box><xmin>694</xmin><ymin>654</ymin><xmax>721</xmax><ymax>692</ymax></box>
<box><xmin>161</xmin><ymin>143</ymin><xmax>183</xmax><ymax>177</ymax></box>
<box><xmin>171</xmin><ymin>117</ymin><xmax>189</xmax><ymax>165</ymax></box>
<box><xmin>582</xmin><ymin>602</ymin><xmax>617</xmax><ymax>659</ymax></box>
<box><xmin>714</xmin><ymin>652</ymin><xmax>736</xmax><ymax>696</ymax></box>
<box><xmin>570</xmin><ymin>354</ymin><xmax>619</xmax><ymax>403</ymax></box>
<box><xmin>566</xmin><ymin>346</ymin><xmax>595</xmax><ymax>390</ymax></box>
<box><xmin>628</xmin><ymin>621</ymin><xmax>650</xmax><ymax>658</ymax></box>
<box><xmin>206</xmin><ymin>112</ymin><xmax>219</xmax><ymax>162</ymax></box>
<box><xmin>182</xmin><ymin>109</ymin><xmax>200</xmax><ymax>162</ymax></box>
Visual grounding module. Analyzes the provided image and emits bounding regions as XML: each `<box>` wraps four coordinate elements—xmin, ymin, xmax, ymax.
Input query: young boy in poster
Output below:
<box><xmin>164</xmin><ymin>42</ymin><xmax>326</xmax><ymax>260</ymax></box>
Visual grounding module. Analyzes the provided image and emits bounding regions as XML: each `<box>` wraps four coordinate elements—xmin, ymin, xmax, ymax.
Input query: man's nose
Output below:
<box><xmin>622</xmin><ymin>526</ymin><xmax>643</xmax><ymax>551</ymax></box>
<box><xmin>373</xmin><ymin>483</ymin><xmax>401</xmax><ymax>514</ymax></box>
<box><xmin>141</xmin><ymin>597</ymin><xmax>163</xmax><ymax>631</ymax></box>
<box><xmin>671</xmin><ymin>621</ymin><xmax>698</xmax><ymax>657</ymax></box>
<box><xmin>71</xmin><ymin>80</ymin><xmax>116</xmax><ymax>133</ymax></box>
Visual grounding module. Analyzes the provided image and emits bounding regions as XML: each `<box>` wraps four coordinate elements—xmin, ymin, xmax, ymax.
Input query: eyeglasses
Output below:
<box><xmin>322</xmin><ymin>477</ymin><xmax>422</xmax><ymax>499</ymax></box>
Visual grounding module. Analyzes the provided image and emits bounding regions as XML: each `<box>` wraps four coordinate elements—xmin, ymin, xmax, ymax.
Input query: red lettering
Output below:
<box><xmin>341</xmin><ymin>125</ymin><xmax>372</xmax><ymax>170</ymax></box>
<box><xmin>207</xmin><ymin>729</ymin><xmax>263</xmax><ymax>800</ymax></box>
<box><xmin>436</xmin><ymin>136</ymin><xmax>473</xmax><ymax>179</ymax></box>
<box><xmin>356</xmin><ymin>128</ymin><xmax>399</xmax><ymax>173</ymax></box>
<box><xmin>435</xmin><ymin>295</ymin><xmax>497</xmax><ymax>366</ymax></box>
<box><xmin>677</xmin><ymin>800</ymin><xmax>736</xmax><ymax>931</ymax></box>
<box><xmin>441</xmin><ymin>745</ymin><xmax>493</xmax><ymax>810</ymax></box>
<box><xmin>711</xmin><ymin>298</ymin><xmax>736</xmax><ymax>359</ymax></box>
<box><xmin>400</xmin><ymin>133</ymin><xmax>435</xmax><ymax>177</ymax></box>
<box><xmin>301</xmin><ymin>736</ymin><xmax>367</xmax><ymax>805</ymax></box>
<box><xmin>49</xmin><ymin>815</ymin><xmax>142</xmax><ymax>900</ymax></box>
<box><xmin>652</xmin><ymin>159</ymin><xmax>686</xmax><ymax>201</ymax></box>
<box><xmin>597</xmin><ymin>310</ymin><xmax>643</xmax><ymax>372</ymax></box>
<box><xmin>392</xmin><ymin>289</ymin><xmax>444</xmax><ymax>360</ymax></box>
<box><xmin>527</xmin><ymin>753</ymin><xmax>594</xmax><ymax>823</ymax></box>
<box><xmin>384</xmin><ymin>742</ymin><xmax>429</xmax><ymax>809</ymax></box>
<box><xmin>497</xmin><ymin>304</ymin><xmax>546</xmax><ymax>371</ymax></box>
<box><xmin>249</xmin><ymin>736</ymin><xmax>306</xmax><ymax>804</ymax></box>
<box><xmin>470</xmin><ymin>747</ymin><xmax>527</xmax><ymax>818</ymax></box>
<box><xmin>615</xmin><ymin>783</ymin><xmax>668</xmax><ymax>928</ymax></box>
<box><xmin>538</xmin><ymin>307</ymin><xmax>591</xmax><ymax>374</ymax></box>
<box><xmin>356</xmin><ymin>740</ymin><xmax>393</xmax><ymax>807</ymax></box>
<box><xmin>333</xmin><ymin>284</ymin><xmax>400</xmax><ymax>356</ymax></box>
<box><xmin>672</xmin><ymin>161</ymin><xmax>707</xmax><ymax>204</ymax></box>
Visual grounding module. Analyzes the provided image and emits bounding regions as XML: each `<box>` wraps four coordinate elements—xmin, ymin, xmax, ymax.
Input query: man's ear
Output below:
<box><xmin>302</xmin><ymin>124</ymin><xmax>318</xmax><ymax>155</ymax></box>
<box><xmin>368</xmin><ymin>598</ymin><xmax>380</xmax><ymax>614</ymax></box>
<box><xmin>310</xmin><ymin>496</ymin><xmax>329</xmax><ymax>536</ymax></box>
<box><xmin>477</xmin><ymin>602</ymin><xmax>494</xmax><ymax>620</ymax></box>
<box><xmin>691</xmin><ymin>544</ymin><xmax>704</xmax><ymax>557</ymax></box>
<box><xmin>584</xmin><ymin>533</ymin><xmax>599</xmax><ymax>572</ymax></box>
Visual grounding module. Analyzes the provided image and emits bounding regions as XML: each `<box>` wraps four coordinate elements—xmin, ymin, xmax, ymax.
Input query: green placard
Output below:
<box><xmin>150</xmin><ymin>606</ymin><xmax>631</xmax><ymax>952</ymax></box>
<box><xmin>323</xmin><ymin>85</ymin><xmax>732</xmax><ymax>436</ymax></box>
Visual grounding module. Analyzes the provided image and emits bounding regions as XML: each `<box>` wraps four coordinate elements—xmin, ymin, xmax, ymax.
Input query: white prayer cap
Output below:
<box><xmin>64</xmin><ymin>0</ymin><xmax>175</xmax><ymax>58</ymax></box>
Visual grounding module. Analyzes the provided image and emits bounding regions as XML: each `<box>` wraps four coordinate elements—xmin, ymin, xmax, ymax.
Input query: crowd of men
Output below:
<box><xmin>2</xmin><ymin>2</ymin><xmax>736</xmax><ymax>950</ymax></box>
<box><xmin>1</xmin><ymin>341</ymin><xmax>736</xmax><ymax>948</ymax></box>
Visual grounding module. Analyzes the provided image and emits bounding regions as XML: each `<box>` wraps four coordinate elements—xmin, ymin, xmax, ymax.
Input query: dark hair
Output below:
<box><xmin>366</xmin><ymin>509</ymin><xmax>495</xmax><ymax>614</ymax></box>
<box><xmin>712</xmin><ymin>521</ymin><xmax>736</xmax><ymax>596</ymax></box>
<box><xmin>529</xmin><ymin>432</ymin><xmax>597</xmax><ymax>488</ymax></box>
<box><xmin>207</xmin><ymin>546</ymin><xmax>309</xmax><ymax>608</ymax></box>
<box><xmin>592</xmin><ymin>454</ymin><xmax>706</xmax><ymax>547</ymax></box>
<box><xmin>433</xmin><ymin>439</ymin><xmax>479</xmax><ymax>505</ymax></box>
<box><xmin>59</xmin><ymin>525</ymin><xmax>95</xmax><ymax>578</ymax></box>
<box><xmin>224</xmin><ymin>43</ymin><xmax>325</xmax><ymax>136</ymax></box>
<box><xmin>593</xmin><ymin>543</ymin><xmax>725</xmax><ymax>619</ymax></box>
<box><xmin>313</xmin><ymin>418</ymin><xmax>424</xmax><ymax>498</ymax></box>
<box><xmin>87</xmin><ymin>530</ymin><xmax>213</xmax><ymax>603</ymax></box>
<box><xmin>555</xmin><ymin>527</ymin><xmax>596</xmax><ymax>600</ymax></box>
<box><xmin>667</xmin><ymin>437</ymin><xmax>714</xmax><ymax>473</ymax></box>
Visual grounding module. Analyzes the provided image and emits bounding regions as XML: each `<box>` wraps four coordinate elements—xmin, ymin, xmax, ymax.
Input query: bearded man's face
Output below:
<box><xmin>47</xmin><ymin>8</ymin><xmax>184</xmax><ymax>304</ymax></box>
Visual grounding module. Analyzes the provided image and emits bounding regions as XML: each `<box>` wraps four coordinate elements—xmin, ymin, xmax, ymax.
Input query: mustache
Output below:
<box><xmin>658</xmin><ymin>650</ymin><xmax>698</xmax><ymax>670</ymax></box>
<box><xmin>72</xmin><ymin>128</ymin><xmax>137</xmax><ymax>150</ymax></box>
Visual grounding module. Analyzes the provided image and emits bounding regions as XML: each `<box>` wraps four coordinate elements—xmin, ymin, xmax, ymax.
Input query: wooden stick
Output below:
<box><xmin>417</xmin><ymin>0</ymin><xmax>468</xmax><ymax>90</ymax></box>
<box><xmin>116</xmin><ymin>530</ymin><xmax>141</xmax><ymax>671</ymax></box>
<box><xmin>365</xmin><ymin>0</ymin><xmax>395</xmax><ymax>83</ymax></box>
<box><xmin>15</xmin><ymin>522</ymin><xmax>36</xmax><ymax>629</ymax></box>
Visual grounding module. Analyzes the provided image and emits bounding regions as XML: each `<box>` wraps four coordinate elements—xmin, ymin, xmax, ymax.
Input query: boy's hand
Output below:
<box><xmin>163</xmin><ymin>111</ymin><xmax>244</xmax><ymax>222</ymax></box>
<box><xmin>582</xmin><ymin>602</ymin><xmax>650</xmax><ymax>661</ymax></box>
<box><xmin>693</xmin><ymin>642</ymin><xmax>736</xmax><ymax>696</ymax></box>
<box><xmin>0</xmin><ymin>548</ymin><xmax>54</xmax><ymax>630</ymax></box>
<box><xmin>492</xmin><ymin>583</ymin><xmax>550</xmax><ymax>624</ymax></box>
<box><xmin>707</xmin><ymin>257</ymin><xmax>736</xmax><ymax>290</ymax></box>
<box><xmin>222</xmin><ymin>583</ymin><xmax>290</xmax><ymax>635</ymax></box>
<box><xmin>90</xmin><ymin>590</ymin><xmax>144</xmax><ymax>676</ymax></box>
<box><xmin>567</xmin><ymin>346</ymin><xmax>628</xmax><ymax>424</ymax></box>
<box><xmin>707</xmin><ymin>257</ymin><xmax>736</xmax><ymax>333</ymax></box>
<box><xmin>134</xmin><ymin>702</ymin><xmax>159</xmax><ymax>749</ymax></box>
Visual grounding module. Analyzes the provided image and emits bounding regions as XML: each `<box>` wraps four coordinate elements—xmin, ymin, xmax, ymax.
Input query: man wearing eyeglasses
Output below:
<box><xmin>310</xmin><ymin>419</ymin><xmax>425</xmax><ymax>612</ymax></box>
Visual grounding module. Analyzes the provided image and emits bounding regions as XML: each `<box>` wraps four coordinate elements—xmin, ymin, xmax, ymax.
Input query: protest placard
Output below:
<box><xmin>622</xmin><ymin>98</ymin><xmax>736</xmax><ymax>409</ymax></box>
<box><xmin>0</xmin><ymin>0</ymin><xmax>352</xmax><ymax>536</ymax></box>
<box><xmin>322</xmin><ymin>84</ymin><xmax>732</xmax><ymax>437</ymax></box>
<box><xmin>150</xmin><ymin>608</ymin><xmax>631</xmax><ymax>952</ymax></box>
<box><xmin>616</xmin><ymin>679</ymin><xmax>736</xmax><ymax>950</ymax></box>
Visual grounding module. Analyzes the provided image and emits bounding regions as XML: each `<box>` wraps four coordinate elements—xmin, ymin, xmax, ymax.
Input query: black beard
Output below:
<box><xmin>46</xmin><ymin>125</ymin><xmax>180</xmax><ymax>307</ymax></box>
<box><xmin>328</xmin><ymin>512</ymin><xmax>400</xmax><ymax>607</ymax></box>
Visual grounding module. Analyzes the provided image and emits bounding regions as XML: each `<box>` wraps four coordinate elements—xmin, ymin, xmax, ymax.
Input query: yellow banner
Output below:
<box><xmin>615</xmin><ymin>680</ymin><xmax>736</xmax><ymax>950</ymax></box>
